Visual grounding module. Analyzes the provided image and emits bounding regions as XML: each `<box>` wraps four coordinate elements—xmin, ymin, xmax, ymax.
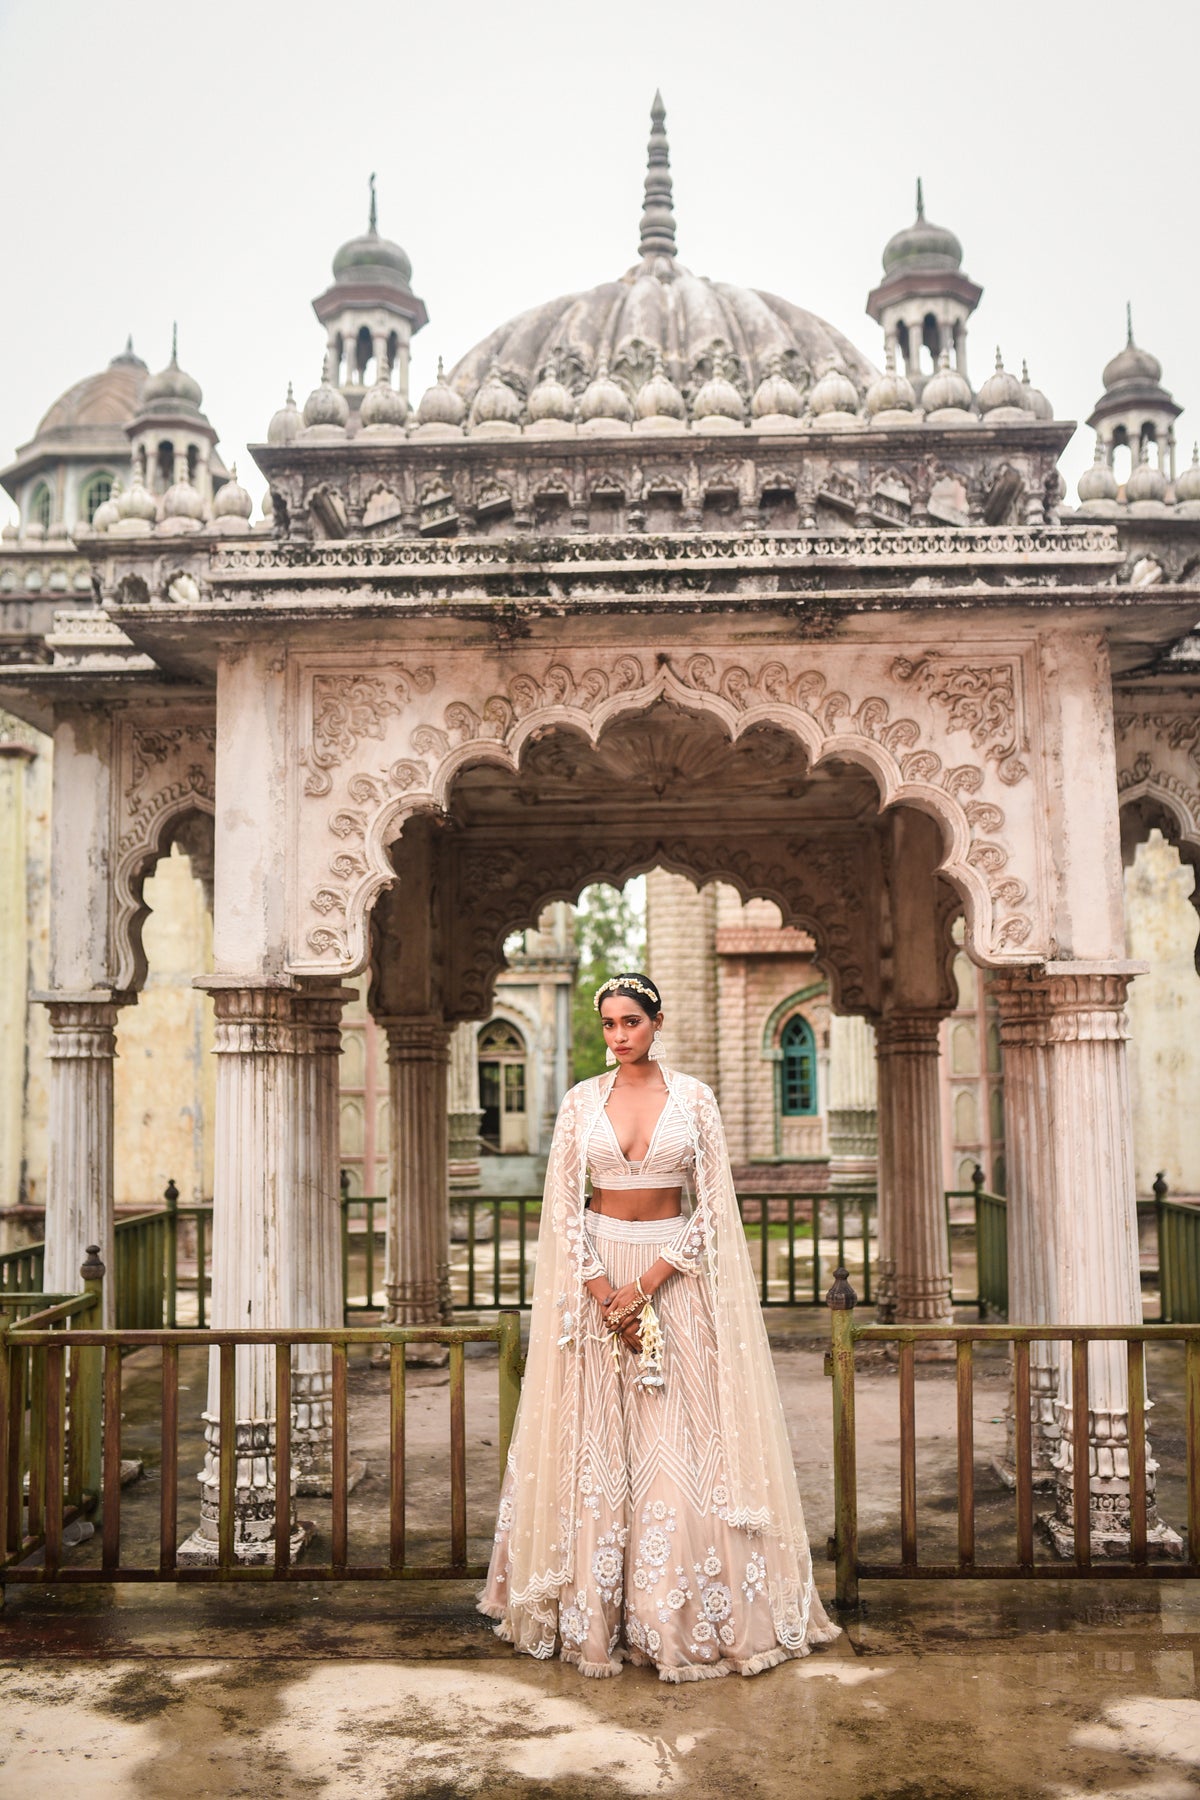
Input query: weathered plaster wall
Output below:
<box><xmin>113</xmin><ymin>844</ymin><xmax>215</xmax><ymax>1205</ymax></box>
<box><xmin>1124</xmin><ymin>830</ymin><xmax>1200</xmax><ymax>1197</ymax></box>
<box><xmin>645</xmin><ymin>871</ymin><xmax>718</xmax><ymax>1091</ymax></box>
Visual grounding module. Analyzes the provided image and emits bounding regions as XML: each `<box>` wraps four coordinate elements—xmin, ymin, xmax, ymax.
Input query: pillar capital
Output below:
<box><xmin>38</xmin><ymin>996</ymin><xmax>123</xmax><ymax>1057</ymax></box>
<box><xmin>993</xmin><ymin>964</ymin><xmax>1137</xmax><ymax>1047</ymax></box>
<box><xmin>875</xmin><ymin>1008</ymin><xmax>946</xmax><ymax>1053</ymax></box>
<box><xmin>379</xmin><ymin>1015</ymin><xmax>452</xmax><ymax>1063</ymax></box>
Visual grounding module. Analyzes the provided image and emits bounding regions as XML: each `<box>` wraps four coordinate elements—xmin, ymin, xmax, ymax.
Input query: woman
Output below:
<box><xmin>479</xmin><ymin>974</ymin><xmax>839</xmax><ymax>1681</ymax></box>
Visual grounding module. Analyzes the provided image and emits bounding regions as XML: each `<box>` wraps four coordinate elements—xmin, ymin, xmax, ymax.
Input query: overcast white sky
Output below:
<box><xmin>2</xmin><ymin>0</ymin><xmax>1196</xmax><ymax>515</ymax></box>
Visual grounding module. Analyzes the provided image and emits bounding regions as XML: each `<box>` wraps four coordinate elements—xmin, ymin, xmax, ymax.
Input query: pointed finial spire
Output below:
<box><xmin>125</xmin><ymin>333</ymin><xmax>134</xmax><ymax>355</ymax></box>
<box><xmin>916</xmin><ymin>177</ymin><xmax>925</xmax><ymax>220</ymax></box>
<box><xmin>638</xmin><ymin>90</ymin><xmax>677</xmax><ymax>261</ymax></box>
<box><xmin>171</xmin><ymin>321</ymin><xmax>178</xmax><ymax>365</ymax></box>
<box><xmin>369</xmin><ymin>171</ymin><xmax>377</xmax><ymax>234</ymax></box>
<box><xmin>1126</xmin><ymin>301</ymin><xmax>1133</xmax><ymax>347</ymax></box>
<box><xmin>286</xmin><ymin>380</ymin><xmax>295</xmax><ymax>405</ymax></box>
<box><xmin>436</xmin><ymin>355</ymin><xmax>446</xmax><ymax>381</ymax></box>
<box><xmin>995</xmin><ymin>345</ymin><xmax>1004</xmax><ymax>371</ymax></box>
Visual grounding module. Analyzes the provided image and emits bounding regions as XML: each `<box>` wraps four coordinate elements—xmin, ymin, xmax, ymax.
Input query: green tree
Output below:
<box><xmin>572</xmin><ymin>881</ymin><xmax>646</xmax><ymax>1081</ymax></box>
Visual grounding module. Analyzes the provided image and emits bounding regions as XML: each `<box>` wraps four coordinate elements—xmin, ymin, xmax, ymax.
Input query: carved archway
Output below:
<box><xmin>112</xmin><ymin>714</ymin><xmax>216</xmax><ymax>990</ymax></box>
<box><xmin>291</xmin><ymin>644</ymin><xmax>1042</xmax><ymax>978</ymax></box>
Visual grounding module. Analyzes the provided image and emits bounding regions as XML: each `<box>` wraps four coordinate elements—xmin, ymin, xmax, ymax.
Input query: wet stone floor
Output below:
<box><xmin>0</xmin><ymin>1326</ymin><xmax>1197</xmax><ymax>1798</ymax></box>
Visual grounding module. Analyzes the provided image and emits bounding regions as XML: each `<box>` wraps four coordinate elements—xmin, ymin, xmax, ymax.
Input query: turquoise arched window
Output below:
<box><xmin>780</xmin><ymin>1014</ymin><xmax>817</xmax><ymax>1116</ymax></box>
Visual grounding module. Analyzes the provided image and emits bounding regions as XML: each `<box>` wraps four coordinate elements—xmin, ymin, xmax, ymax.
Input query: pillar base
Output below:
<box><xmin>1042</xmin><ymin>1509</ymin><xmax>1183</xmax><ymax>1562</ymax></box>
<box><xmin>295</xmin><ymin>1458</ymin><xmax>368</xmax><ymax>1499</ymax></box>
<box><xmin>177</xmin><ymin>1517</ymin><xmax>315</xmax><ymax>1568</ymax></box>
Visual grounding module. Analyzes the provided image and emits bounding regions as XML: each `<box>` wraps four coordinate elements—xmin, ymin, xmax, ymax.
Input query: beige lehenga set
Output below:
<box><xmin>480</xmin><ymin>1066</ymin><xmax>839</xmax><ymax>1682</ymax></box>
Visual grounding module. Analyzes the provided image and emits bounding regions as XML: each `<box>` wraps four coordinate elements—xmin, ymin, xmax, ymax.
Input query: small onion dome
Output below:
<box><xmin>1020</xmin><ymin>360</ymin><xmax>1053</xmax><ymax>421</ymax></box>
<box><xmin>24</xmin><ymin>520</ymin><xmax>46</xmax><ymax>541</ymax></box>
<box><xmin>359</xmin><ymin>378</ymin><xmax>409</xmax><ymax>432</ymax></box>
<box><xmin>1102</xmin><ymin>333</ymin><xmax>1162</xmax><ymax>392</ymax></box>
<box><xmin>91</xmin><ymin>480</ymin><xmax>122</xmax><ymax>532</ymax></box>
<box><xmin>578</xmin><ymin>357</ymin><xmax>633</xmax><ymax>433</ymax></box>
<box><xmin>632</xmin><ymin>350</ymin><xmax>686</xmax><ymax>431</ymax></box>
<box><xmin>1076</xmin><ymin>443</ymin><xmax>1119</xmax><ymax>506</ymax></box>
<box><xmin>213</xmin><ymin>464</ymin><xmax>253</xmax><ymax>521</ymax></box>
<box><xmin>1174</xmin><ymin>444</ymin><xmax>1200</xmax><ymax>510</ymax></box>
<box><xmin>864</xmin><ymin>346</ymin><xmax>918</xmax><ymax>423</ymax></box>
<box><xmin>267</xmin><ymin>382</ymin><xmax>304</xmax><ymax>445</ymax></box>
<box><xmin>921</xmin><ymin>348</ymin><xmax>975</xmax><ymax>420</ymax></box>
<box><xmin>1126</xmin><ymin>447</ymin><xmax>1168</xmax><ymax>507</ymax></box>
<box><xmin>750</xmin><ymin>354</ymin><xmax>803</xmax><ymax>429</ymax></box>
<box><xmin>527</xmin><ymin>364</ymin><xmax>576</xmax><ymax>437</ymax></box>
<box><xmin>142</xmin><ymin>328</ymin><xmax>203</xmax><ymax>411</ymax></box>
<box><xmin>415</xmin><ymin>356</ymin><xmax>467</xmax><ymax>434</ymax></box>
<box><xmin>692</xmin><ymin>355</ymin><xmax>746</xmax><ymax>432</ymax></box>
<box><xmin>977</xmin><ymin>349</ymin><xmax>1029</xmax><ymax>417</ymax></box>
<box><xmin>807</xmin><ymin>362</ymin><xmax>861</xmax><ymax>428</ymax></box>
<box><xmin>303</xmin><ymin>377</ymin><xmax>351</xmax><ymax>432</ymax></box>
<box><xmin>882</xmin><ymin>182</ymin><xmax>963</xmax><ymax>274</ymax></box>
<box><xmin>47</xmin><ymin>519</ymin><xmax>70</xmax><ymax>540</ymax></box>
<box><xmin>261</xmin><ymin>489</ymin><xmax>275</xmax><ymax>519</ymax></box>
<box><xmin>470</xmin><ymin>359</ymin><xmax>523</xmax><ymax>435</ymax></box>
<box><xmin>160</xmin><ymin>475</ymin><xmax>206</xmax><ymax>532</ymax></box>
<box><xmin>1</xmin><ymin>520</ymin><xmax>17</xmax><ymax>541</ymax></box>
<box><xmin>116</xmin><ymin>476</ymin><xmax>158</xmax><ymax>523</ymax></box>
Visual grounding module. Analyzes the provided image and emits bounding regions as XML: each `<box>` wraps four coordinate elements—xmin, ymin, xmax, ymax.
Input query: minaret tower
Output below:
<box><xmin>312</xmin><ymin>175</ymin><xmax>429</xmax><ymax>410</ymax></box>
<box><xmin>1087</xmin><ymin>304</ymin><xmax>1181</xmax><ymax>481</ymax></box>
<box><xmin>866</xmin><ymin>180</ymin><xmax>982</xmax><ymax>390</ymax></box>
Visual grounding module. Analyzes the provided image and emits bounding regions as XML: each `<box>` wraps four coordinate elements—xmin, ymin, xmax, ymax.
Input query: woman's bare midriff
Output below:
<box><xmin>589</xmin><ymin>1186</ymin><xmax>683</xmax><ymax>1222</ymax></box>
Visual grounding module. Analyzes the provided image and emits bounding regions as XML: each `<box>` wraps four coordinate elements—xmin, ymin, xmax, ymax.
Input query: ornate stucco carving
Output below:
<box><xmin>290</xmin><ymin>643</ymin><xmax>1047</xmax><ymax>976</ymax></box>
<box><xmin>113</xmin><ymin>714</ymin><xmax>216</xmax><ymax>989</ymax></box>
<box><xmin>1114</xmin><ymin>706</ymin><xmax>1200</xmax><ymax>854</ymax></box>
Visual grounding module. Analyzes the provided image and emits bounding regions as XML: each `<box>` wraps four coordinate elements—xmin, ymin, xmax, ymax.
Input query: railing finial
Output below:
<box><xmin>1153</xmin><ymin>1170</ymin><xmax>1168</xmax><ymax>1203</ymax></box>
<box><xmin>80</xmin><ymin>1244</ymin><xmax>105</xmax><ymax>1281</ymax></box>
<box><xmin>826</xmin><ymin>1267</ymin><xmax>858</xmax><ymax>1311</ymax></box>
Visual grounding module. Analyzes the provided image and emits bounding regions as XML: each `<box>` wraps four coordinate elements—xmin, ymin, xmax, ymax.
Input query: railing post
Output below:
<box><xmin>826</xmin><ymin>1267</ymin><xmax>859</xmax><ymax>1609</ymax></box>
<box><xmin>339</xmin><ymin>1174</ymin><xmax>351</xmax><ymax>1326</ymax></box>
<box><xmin>496</xmin><ymin>1308</ymin><xmax>522</xmax><ymax>1484</ymax></box>
<box><xmin>1153</xmin><ymin>1172</ymin><xmax>1170</xmax><ymax>1324</ymax></box>
<box><xmin>164</xmin><ymin>1180</ymin><xmax>179</xmax><ymax>1329</ymax></box>
<box><xmin>73</xmin><ymin>1246</ymin><xmax>105</xmax><ymax>1507</ymax></box>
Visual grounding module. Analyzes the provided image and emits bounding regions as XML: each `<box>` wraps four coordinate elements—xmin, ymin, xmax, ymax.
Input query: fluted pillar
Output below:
<box><xmin>1054</xmin><ymin>969</ymin><xmax>1161</xmax><ymax>1550</ymax></box>
<box><xmin>383</xmin><ymin>1018</ymin><xmax>451</xmax><ymax>1329</ymax></box>
<box><xmin>993</xmin><ymin>973</ymin><xmax>1063</xmax><ymax>1483</ymax></box>
<box><xmin>876</xmin><ymin>1011</ymin><xmax>953</xmax><ymax>1326</ymax></box>
<box><xmin>290</xmin><ymin>989</ymin><xmax>351</xmax><ymax>1495</ymax></box>
<box><xmin>447</xmin><ymin>1022</ymin><xmax>483</xmax><ymax>1193</ymax></box>
<box><xmin>42</xmin><ymin>998</ymin><xmax>121</xmax><ymax>1324</ymax></box>
<box><xmin>827</xmin><ymin>1013</ymin><xmax>878</xmax><ymax>1188</ymax></box>
<box><xmin>183</xmin><ymin>987</ymin><xmax>317</xmax><ymax>1562</ymax></box>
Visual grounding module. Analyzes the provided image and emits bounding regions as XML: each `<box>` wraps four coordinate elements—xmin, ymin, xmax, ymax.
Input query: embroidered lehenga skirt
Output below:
<box><xmin>480</xmin><ymin>1213</ymin><xmax>838</xmax><ymax>1682</ymax></box>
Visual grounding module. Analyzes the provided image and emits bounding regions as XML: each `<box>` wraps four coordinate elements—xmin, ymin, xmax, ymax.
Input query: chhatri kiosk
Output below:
<box><xmin>3</xmin><ymin>99</ymin><xmax>1198</xmax><ymax>1558</ymax></box>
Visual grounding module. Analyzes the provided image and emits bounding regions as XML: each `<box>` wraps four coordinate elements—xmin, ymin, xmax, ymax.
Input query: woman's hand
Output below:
<box><xmin>601</xmin><ymin>1281</ymin><xmax>645</xmax><ymax>1350</ymax></box>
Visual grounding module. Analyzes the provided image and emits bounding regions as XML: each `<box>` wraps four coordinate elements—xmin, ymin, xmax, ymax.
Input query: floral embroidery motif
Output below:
<box><xmin>560</xmin><ymin>1591</ymin><xmax>592</xmax><ymax>1646</ymax></box>
<box><xmin>701</xmin><ymin>1583</ymin><xmax>734</xmax><ymax>1622</ymax></box>
<box><xmin>742</xmin><ymin>1552</ymin><xmax>767</xmax><ymax>1602</ymax></box>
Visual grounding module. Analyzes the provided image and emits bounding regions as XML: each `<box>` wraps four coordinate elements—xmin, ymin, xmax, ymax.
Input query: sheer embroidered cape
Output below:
<box><xmin>492</xmin><ymin>1065</ymin><xmax>829</xmax><ymax>1658</ymax></box>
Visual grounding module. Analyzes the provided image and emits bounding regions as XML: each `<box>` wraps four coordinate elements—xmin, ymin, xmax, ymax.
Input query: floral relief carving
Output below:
<box><xmin>115</xmin><ymin>717</ymin><xmax>217</xmax><ymax>988</ymax></box>
<box><xmin>302</xmin><ymin>667</ymin><xmax>435</xmax><ymax>798</ymax></box>
<box><xmin>891</xmin><ymin>655</ymin><xmax>1028</xmax><ymax>786</ymax></box>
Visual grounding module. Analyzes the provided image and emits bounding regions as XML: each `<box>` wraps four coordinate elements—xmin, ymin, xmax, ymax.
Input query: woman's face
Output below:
<box><xmin>598</xmin><ymin>994</ymin><xmax>662</xmax><ymax>1066</ymax></box>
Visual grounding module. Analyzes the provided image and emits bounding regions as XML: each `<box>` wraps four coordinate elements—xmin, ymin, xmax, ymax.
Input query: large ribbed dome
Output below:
<box><xmin>35</xmin><ymin>342</ymin><xmax>147</xmax><ymax>435</ymax></box>
<box><xmin>447</xmin><ymin>95</ymin><xmax>878</xmax><ymax>417</ymax></box>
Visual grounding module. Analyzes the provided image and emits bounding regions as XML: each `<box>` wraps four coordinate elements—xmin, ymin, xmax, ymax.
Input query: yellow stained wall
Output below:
<box><xmin>113</xmin><ymin>844</ymin><xmax>215</xmax><ymax>1206</ymax></box>
<box><xmin>0</xmin><ymin>713</ymin><xmax>51</xmax><ymax>1206</ymax></box>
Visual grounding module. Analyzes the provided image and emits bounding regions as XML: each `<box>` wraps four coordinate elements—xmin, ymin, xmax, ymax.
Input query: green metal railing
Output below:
<box><xmin>1156</xmin><ymin>1175</ymin><xmax>1200</xmax><ymax>1324</ymax></box>
<box><xmin>0</xmin><ymin>1184</ymin><xmax>213</xmax><ymax>1329</ymax></box>
<box><xmin>826</xmin><ymin>1267</ymin><xmax>1200</xmax><ymax>1607</ymax></box>
<box><xmin>945</xmin><ymin>1169</ymin><xmax>1009</xmax><ymax>1317</ymax></box>
<box><xmin>1</xmin><ymin>1247</ymin><xmax>523</xmax><ymax>1590</ymax></box>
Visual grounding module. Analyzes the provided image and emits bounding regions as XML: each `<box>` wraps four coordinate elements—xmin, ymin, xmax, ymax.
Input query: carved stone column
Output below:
<box><xmin>383</xmin><ymin>1018</ymin><xmax>451</xmax><ymax>1330</ymax></box>
<box><xmin>827</xmin><ymin>1013</ymin><xmax>878</xmax><ymax>1188</ymax></box>
<box><xmin>290</xmin><ymin>988</ymin><xmax>355</xmax><ymax>1496</ymax></box>
<box><xmin>182</xmin><ymin>987</ymin><xmax>314</xmax><ymax>1563</ymax></box>
<box><xmin>993</xmin><ymin>972</ymin><xmax>1064</xmax><ymax>1484</ymax></box>
<box><xmin>447</xmin><ymin>1022</ymin><xmax>483</xmax><ymax>1193</ymax></box>
<box><xmin>1002</xmin><ymin>968</ymin><xmax>1177</xmax><ymax>1555</ymax></box>
<box><xmin>41</xmin><ymin>997</ymin><xmax>122</xmax><ymax>1325</ymax></box>
<box><xmin>875</xmin><ymin>1011</ymin><xmax>953</xmax><ymax>1327</ymax></box>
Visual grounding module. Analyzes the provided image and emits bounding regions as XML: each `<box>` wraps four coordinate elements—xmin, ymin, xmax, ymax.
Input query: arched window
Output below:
<box><xmin>29</xmin><ymin>482</ymin><xmax>51</xmax><ymax>530</ymax></box>
<box><xmin>779</xmin><ymin>1014</ymin><xmax>817</xmax><ymax>1116</ymax></box>
<box><xmin>81</xmin><ymin>472</ymin><xmax>114</xmax><ymax>522</ymax></box>
<box><xmin>477</xmin><ymin>1018</ymin><xmax>529</xmax><ymax>1153</ymax></box>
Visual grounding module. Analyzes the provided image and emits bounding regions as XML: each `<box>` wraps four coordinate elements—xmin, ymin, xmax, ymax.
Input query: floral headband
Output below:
<box><xmin>593</xmin><ymin>976</ymin><xmax>660</xmax><ymax>1013</ymax></box>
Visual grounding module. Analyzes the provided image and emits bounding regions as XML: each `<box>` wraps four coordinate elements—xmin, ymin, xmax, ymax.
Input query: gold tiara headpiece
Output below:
<box><xmin>593</xmin><ymin>976</ymin><xmax>659</xmax><ymax>1012</ymax></box>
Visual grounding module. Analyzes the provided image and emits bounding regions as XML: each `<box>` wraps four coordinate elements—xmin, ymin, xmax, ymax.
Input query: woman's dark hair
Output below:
<box><xmin>593</xmin><ymin>972</ymin><xmax>662</xmax><ymax>1019</ymax></box>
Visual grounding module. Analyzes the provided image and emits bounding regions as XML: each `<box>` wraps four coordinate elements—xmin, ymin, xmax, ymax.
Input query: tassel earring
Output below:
<box><xmin>605</xmin><ymin>1045</ymin><xmax>617</xmax><ymax>1066</ymax></box>
<box><xmin>648</xmin><ymin>1029</ymin><xmax>666</xmax><ymax>1063</ymax></box>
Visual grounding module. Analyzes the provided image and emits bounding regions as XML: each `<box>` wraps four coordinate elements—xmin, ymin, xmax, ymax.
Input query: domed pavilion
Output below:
<box><xmin>1</xmin><ymin>96</ymin><xmax>1198</xmax><ymax>1567</ymax></box>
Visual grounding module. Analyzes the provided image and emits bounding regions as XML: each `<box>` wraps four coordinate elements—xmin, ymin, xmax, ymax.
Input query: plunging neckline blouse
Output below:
<box><xmin>586</xmin><ymin>1073</ymin><xmax>695</xmax><ymax>1192</ymax></box>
